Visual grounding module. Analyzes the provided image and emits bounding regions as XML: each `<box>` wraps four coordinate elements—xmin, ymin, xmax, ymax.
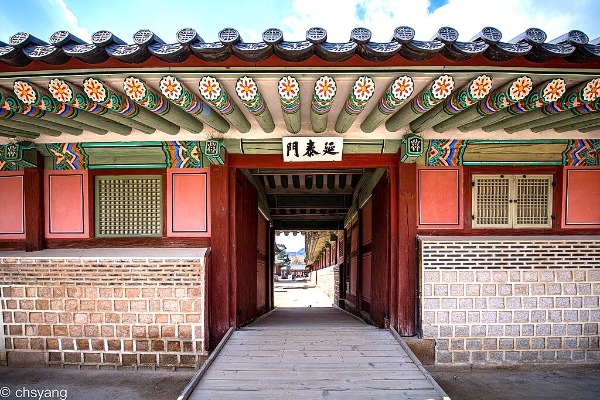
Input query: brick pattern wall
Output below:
<box><xmin>420</xmin><ymin>237</ymin><xmax>600</xmax><ymax>364</ymax></box>
<box><xmin>0</xmin><ymin>256</ymin><xmax>206</xmax><ymax>369</ymax></box>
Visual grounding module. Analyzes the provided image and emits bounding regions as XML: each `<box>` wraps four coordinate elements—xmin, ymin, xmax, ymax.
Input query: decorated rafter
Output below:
<box><xmin>82</xmin><ymin>77</ymin><xmax>179</xmax><ymax>135</ymax></box>
<box><xmin>485</xmin><ymin>78</ymin><xmax>600</xmax><ymax>133</ymax></box>
<box><xmin>361</xmin><ymin>75</ymin><xmax>414</xmax><ymax>133</ymax></box>
<box><xmin>0</xmin><ymin>89</ymin><xmax>81</xmax><ymax>137</ymax></box>
<box><xmin>13</xmin><ymin>80</ymin><xmax>130</xmax><ymax>135</ymax></box>
<box><xmin>385</xmin><ymin>75</ymin><xmax>455</xmax><ymax>132</ymax></box>
<box><xmin>278</xmin><ymin>76</ymin><xmax>301</xmax><ymax>133</ymax></box>
<box><xmin>310</xmin><ymin>76</ymin><xmax>337</xmax><ymax>133</ymax></box>
<box><xmin>122</xmin><ymin>76</ymin><xmax>203</xmax><ymax>133</ymax></box>
<box><xmin>334</xmin><ymin>76</ymin><xmax>375</xmax><ymax>134</ymax></box>
<box><xmin>234</xmin><ymin>76</ymin><xmax>274</xmax><ymax>133</ymax></box>
<box><xmin>433</xmin><ymin>75</ymin><xmax>533</xmax><ymax>133</ymax></box>
<box><xmin>158</xmin><ymin>75</ymin><xmax>229</xmax><ymax>133</ymax></box>
<box><xmin>198</xmin><ymin>76</ymin><xmax>250</xmax><ymax>133</ymax></box>
<box><xmin>410</xmin><ymin>75</ymin><xmax>492</xmax><ymax>133</ymax></box>
<box><xmin>466</xmin><ymin>78</ymin><xmax>568</xmax><ymax>132</ymax></box>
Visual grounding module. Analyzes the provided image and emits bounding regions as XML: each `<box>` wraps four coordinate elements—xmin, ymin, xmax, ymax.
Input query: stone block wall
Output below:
<box><xmin>0</xmin><ymin>250</ymin><xmax>207</xmax><ymax>369</ymax></box>
<box><xmin>420</xmin><ymin>237</ymin><xmax>600</xmax><ymax>365</ymax></box>
<box><xmin>314</xmin><ymin>265</ymin><xmax>339</xmax><ymax>304</ymax></box>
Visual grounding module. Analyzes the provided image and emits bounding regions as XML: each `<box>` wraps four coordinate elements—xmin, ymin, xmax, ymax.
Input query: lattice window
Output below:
<box><xmin>95</xmin><ymin>175</ymin><xmax>163</xmax><ymax>237</ymax></box>
<box><xmin>472</xmin><ymin>175</ymin><xmax>552</xmax><ymax>228</ymax></box>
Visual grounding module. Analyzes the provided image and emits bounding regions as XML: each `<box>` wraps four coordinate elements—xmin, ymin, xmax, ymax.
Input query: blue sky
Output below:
<box><xmin>1</xmin><ymin>0</ymin><xmax>599</xmax><ymax>45</ymax></box>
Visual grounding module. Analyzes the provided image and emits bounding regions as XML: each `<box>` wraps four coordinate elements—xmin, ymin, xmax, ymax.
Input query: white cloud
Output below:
<box><xmin>50</xmin><ymin>0</ymin><xmax>92</xmax><ymax>40</ymax></box>
<box><xmin>280</xmin><ymin>0</ymin><xmax>600</xmax><ymax>43</ymax></box>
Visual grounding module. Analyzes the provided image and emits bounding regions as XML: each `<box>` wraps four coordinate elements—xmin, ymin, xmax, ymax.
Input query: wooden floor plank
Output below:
<box><xmin>188</xmin><ymin>307</ymin><xmax>445</xmax><ymax>400</ymax></box>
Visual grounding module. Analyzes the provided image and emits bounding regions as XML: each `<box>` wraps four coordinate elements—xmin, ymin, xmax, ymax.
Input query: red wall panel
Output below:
<box><xmin>167</xmin><ymin>169</ymin><xmax>210</xmax><ymax>237</ymax></box>
<box><xmin>0</xmin><ymin>172</ymin><xmax>25</xmax><ymax>239</ymax></box>
<box><xmin>361</xmin><ymin>253</ymin><xmax>372</xmax><ymax>301</ymax></box>
<box><xmin>417</xmin><ymin>167</ymin><xmax>462</xmax><ymax>228</ymax></box>
<box><xmin>45</xmin><ymin>171</ymin><xmax>88</xmax><ymax>238</ymax></box>
<box><xmin>563</xmin><ymin>168</ymin><xmax>600</xmax><ymax>227</ymax></box>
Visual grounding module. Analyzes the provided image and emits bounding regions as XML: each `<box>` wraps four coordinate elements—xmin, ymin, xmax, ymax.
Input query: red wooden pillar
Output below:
<box><xmin>24</xmin><ymin>152</ymin><xmax>45</xmax><ymax>252</ymax></box>
<box><xmin>397</xmin><ymin>162</ymin><xmax>417</xmax><ymax>335</ymax></box>
<box><xmin>208</xmin><ymin>164</ymin><xmax>233</xmax><ymax>349</ymax></box>
<box><xmin>371</xmin><ymin>172</ymin><xmax>391</xmax><ymax>328</ymax></box>
<box><xmin>389</xmin><ymin>165</ymin><xmax>399</xmax><ymax>330</ymax></box>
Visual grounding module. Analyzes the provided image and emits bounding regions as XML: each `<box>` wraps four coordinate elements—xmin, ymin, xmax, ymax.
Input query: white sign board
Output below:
<box><xmin>282</xmin><ymin>137</ymin><xmax>343</xmax><ymax>162</ymax></box>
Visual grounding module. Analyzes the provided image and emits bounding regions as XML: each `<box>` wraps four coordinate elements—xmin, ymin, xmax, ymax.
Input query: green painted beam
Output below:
<box><xmin>460</xmin><ymin>78</ymin><xmax>566</xmax><ymax>132</ymax></box>
<box><xmin>484</xmin><ymin>78</ymin><xmax>600</xmax><ymax>133</ymax></box>
<box><xmin>434</xmin><ymin>76</ymin><xmax>533</xmax><ymax>133</ymax></box>
<box><xmin>123</xmin><ymin>76</ymin><xmax>203</xmax><ymax>133</ymax></box>
<box><xmin>410</xmin><ymin>75</ymin><xmax>492</xmax><ymax>133</ymax></box>
<box><xmin>13</xmin><ymin>80</ymin><xmax>132</xmax><ymax>136</ymax></box>
<box><xmin>11</xmin><ymin>113</ymin><xmax>82</xmax><ymax>136</ymax></box>
<box><xmin>0</xmin><ymin>125</ymin><xmax>39</xmax><ymax>139</ymax></box>
<box><xmin>542</xmin><ymin>112</ymin><xmax>600</xmax><ymax>133</ymax></box>
<box><xmin>310</xmin><ymin>76</ymin><xmax>337</xmax><ymax>133</ymax></box>
<box><xmin>235</xmin><ymin>76</ymin><xmax>275</xmax><ymax>133</ymax></box>
<box><xmin>198</xmin><ymin>76</ymin><xmax>250</xmax><ymax>134</ymax></box>
<box><xmin>386</xmin><ymin>75</ymin><xmax>454</xmax><ymax>132</ymax></box>
<box><xmin>361</xmin><ymin>76</ymin><xmax>414</xmax><ymax>133</ymax></box>
<box><xmin>0</xmin><ymin>118</ymin><xmax>61</xmax><ymax>137</ymax></box>
<box><xmin>578</xmin><ymin>124</ymin><xmax>600</xmax><ymax>133</ymax></box>
<box><xmin>507</xmin><ymin>97</ymin><xmax>600</xmax><ymax>134</ymax></box>
<box><xmin>278</xmin><ymin>75</ymin><xmax>301</xmax><ymax>134</ymax></box>
<box><xmin>159</xmin><ymin>75</ymin><xmax>230</xmax><ymax>133</ymax></box>
<box><xmin>335</xmin><ymin>76</ymin><xmax>375</xmax><ymax>134</ymax></box>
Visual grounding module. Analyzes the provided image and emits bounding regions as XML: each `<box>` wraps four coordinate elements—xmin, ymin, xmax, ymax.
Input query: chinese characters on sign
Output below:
<box><xmin>282</xmin><ymin>137</ymin><xmax>343</xmax><ymax>162</ymax></box>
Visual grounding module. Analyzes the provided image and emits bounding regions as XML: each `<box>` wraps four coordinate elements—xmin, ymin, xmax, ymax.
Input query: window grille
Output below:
<box><xmin>472</xmin><ymin>175</ymin><xmax>552</xmax><ymax>228</ymax></box>
<box><xmin>95</xmin><ymin>175</ymin><xmax>163</xmax><ymax>237</ymax></box>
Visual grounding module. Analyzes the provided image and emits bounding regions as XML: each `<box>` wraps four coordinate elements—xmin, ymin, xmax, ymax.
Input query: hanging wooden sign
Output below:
<box><xmin>282</xmin><ymin>137</ymin><xmax>343</xmax><ymax>162</ymax></box>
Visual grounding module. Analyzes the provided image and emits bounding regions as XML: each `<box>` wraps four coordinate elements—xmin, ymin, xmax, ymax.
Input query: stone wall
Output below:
<box><xmin>314</xmin><ymin>265</ymin><xmax>339</xmax><ymax>305</ymax></box>
<box><xmin>0</xmin><ymin>249</ymin><xmax>207</xmax><ymax>369</ymax></box>
<box><xmin>420</xmin><ymin>236</ymin><xmax>600</xmax><ymax>364</ymax></box>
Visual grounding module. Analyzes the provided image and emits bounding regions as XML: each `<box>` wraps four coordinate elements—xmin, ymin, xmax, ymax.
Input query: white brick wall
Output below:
<box><xmin>420</xmin><ymin>236</ymin><xmax>600</xmax><ymax>364</ymax></box>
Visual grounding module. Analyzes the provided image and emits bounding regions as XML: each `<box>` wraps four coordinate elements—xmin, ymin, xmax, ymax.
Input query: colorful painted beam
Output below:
<box><xmin>234</xmin><ymin>76</ymin><xmax>274</xmax><ymax>133</ymax></box>
<box><xmin>334</xmin><ymin>76</ymin><xmax>375</xmax><ymax>134</ymax></box>
<box><xmin>386</xmin><ymin>75</ymin><xmax>455</xmax><ymax>132</ymax></box>
<box><xmin>159</xmin><ymin>75</ymin><xmax>230</xmax><ymax>133</ymax></box>
<box><xmin>123</xmin><ymin>76</ymin><xmax>203</xmax><ymax>133</ymax></box>
<box><xmin>361</xmin><ymin>75</ymin><xmax>414</xmax><ymax>133</ymax></box>
<box><xmin>409</xmin><ymin>75</ymin><xmax>492</xmax><ymax>133</ymax></box>
<box><xmin>83</xmin><ymin>77</ymin><xmax>180</xmax><ymax>135</ymax></box>
<box><xmin>198</xmin><ymin>76</ymin><xmax>250</xmax><ymax>134</ymax></box>
<box><xmin>13</xmin><ymin>80</ymin><xmax>130</xmax><ymax>135</ymax></box>
<box><xmin>433</xmin><ymin>75</ymin><xmax>533</xmax><ymax>133</ymax></box>
<box><xmin>489</xmin><ymin>78</ymin><xmax>600</xmax><ymax>133</ymax></box>
<box><xmin>278</xmin><ymin>75</ymin><xmax>301</xmax><ymax>133</ymax></box>
<box><xmin>310</xmin><ymin>76</ymin><xmax>337</xmax><ymax>133</ymax></box>
<box><xmin>0</xmin><ymin>89</ymin><xmax>82</xmax><ymax>136</ymax></box>
<box><xmin>461</xmin><ymin>78</ymin><xmax>567</xmax><ymax>132</ymax></box>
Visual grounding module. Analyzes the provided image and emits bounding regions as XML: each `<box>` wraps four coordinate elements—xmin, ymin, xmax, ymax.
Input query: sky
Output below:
<box><xmin>276</xmin><ymin>232</ymin><xmax>305</xmax><ymax>252</ymax></box>
<box><xmin>1</xmin><ymin>0</ymin><xmax>599</xmax><ymax>45</ymax></box>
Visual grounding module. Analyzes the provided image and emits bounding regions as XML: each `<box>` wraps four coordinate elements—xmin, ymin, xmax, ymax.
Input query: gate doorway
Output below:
<box><xmin>207</xmin><ymin>154</ymin><xmax>414</xmax><ymax>348</ymax></box>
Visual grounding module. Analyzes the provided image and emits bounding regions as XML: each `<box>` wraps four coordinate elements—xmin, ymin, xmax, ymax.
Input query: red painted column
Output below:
<box><xmin>208</xmin><ymin>164</ymin><xmax>232</xmax><ymax>349</ymax></box>
<box><xmin>397</xmin><ymin>162</ymin><xmax>417</xmax><ymax>336</ymax></box>
<box><xmin>24</xmin><ymin>152</ymin><xmax>45</xmax><ymax>252</ymax></box>
<box><xmin>389</xmin><ymin>165</ymin><xmax>399</xmax><ymax>330</ymax></box>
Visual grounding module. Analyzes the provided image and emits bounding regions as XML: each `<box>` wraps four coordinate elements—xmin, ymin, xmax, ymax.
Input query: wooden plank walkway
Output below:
<box><xmin>189</xmin><ymin>307</ymin><xmax>448</xmax><ymax>400</ymax></box>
